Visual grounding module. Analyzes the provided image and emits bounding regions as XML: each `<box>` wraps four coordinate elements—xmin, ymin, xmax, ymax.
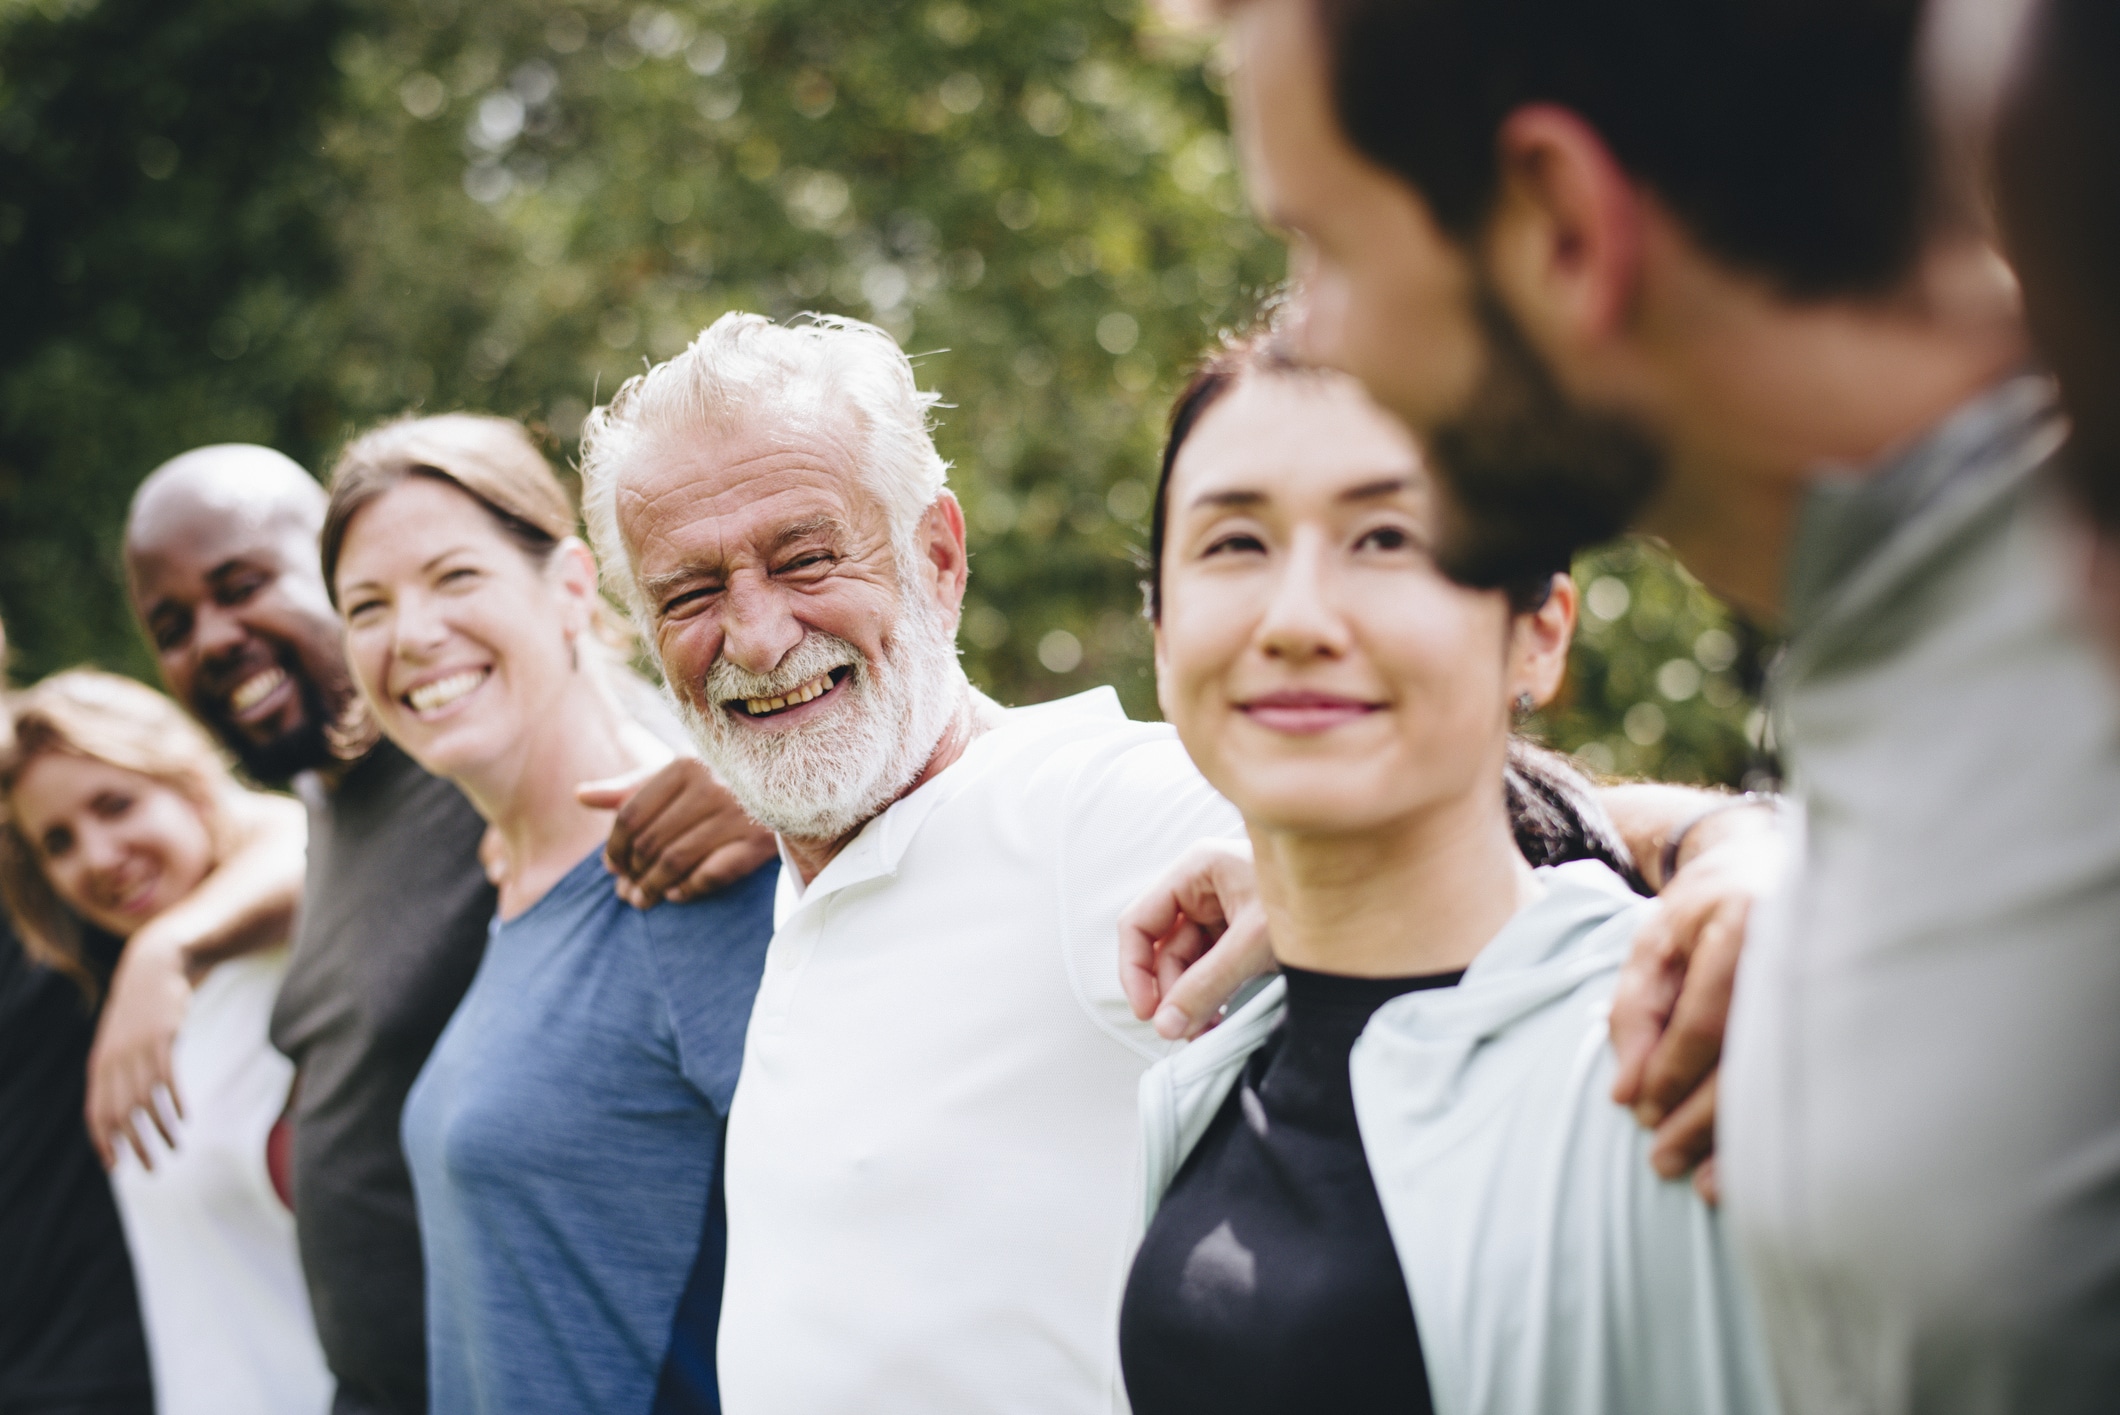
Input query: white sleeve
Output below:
<box><xmin>1047</xmin><ymin>729</ymin><xmax>1245</xmax><ymax>1060</ymax></box>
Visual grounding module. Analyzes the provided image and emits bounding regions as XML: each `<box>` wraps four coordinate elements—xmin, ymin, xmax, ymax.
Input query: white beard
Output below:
<box><xmin>671</xmin><ymin>589</ymin><xmax>968</xmax><ymax>844</ymax></box>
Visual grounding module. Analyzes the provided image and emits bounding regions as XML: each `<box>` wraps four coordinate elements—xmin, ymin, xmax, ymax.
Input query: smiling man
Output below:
<box><xmin>578</xmin><ymin>313</ymin><xmax>1247</xmax><ymax>1415</ymax></box>
<box><xmin>1209</xmin><ymin>0</ymin><xmax>2120</xmax><ymax>1409</ymax></box>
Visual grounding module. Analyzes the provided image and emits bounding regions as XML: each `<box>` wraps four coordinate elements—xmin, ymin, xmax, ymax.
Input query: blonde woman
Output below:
<box><xmin>0</xmin><ymin>671</ymin><xmax>330</xmax><ymax>1415</ymax></box>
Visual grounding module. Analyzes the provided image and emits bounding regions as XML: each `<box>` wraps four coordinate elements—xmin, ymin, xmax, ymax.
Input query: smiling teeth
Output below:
<box><xmin>406</xmin><ymin>670</ymin><xmax>488</xmax><ymax>715</ymax></box>
<box><xmin>743</xmin><ymin>673</ymin><xmax>835</xmax><ymax>717</ymax></box>
<box><xmin>229</xmin><ymin>667</ymin><xmax>286</xmax><ymax>714</ymax></box>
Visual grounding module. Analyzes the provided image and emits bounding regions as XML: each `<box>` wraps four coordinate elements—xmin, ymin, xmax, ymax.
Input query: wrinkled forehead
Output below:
<box><xmin>617</xmin><ymin>411</ymin><xmax>885</xmax><ymax>552</ymax></box>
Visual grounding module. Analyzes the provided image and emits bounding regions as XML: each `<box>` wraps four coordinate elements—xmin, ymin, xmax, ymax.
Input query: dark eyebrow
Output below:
<box><xmin>1187</xmin><ymin>488</ymin><xmax>1268</xmax><ymax>511</ymax></box>
<box><xmin>1338</xmin><ymin>476</ymin><xmax>1411</xmax><ymax>503</ymax></box>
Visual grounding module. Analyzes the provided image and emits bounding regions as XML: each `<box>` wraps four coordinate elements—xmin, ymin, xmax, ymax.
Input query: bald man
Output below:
<box><xmin>116</xmin><ymin>444</ymin><xmax>774</xmax><ymax>1415</ymax></box>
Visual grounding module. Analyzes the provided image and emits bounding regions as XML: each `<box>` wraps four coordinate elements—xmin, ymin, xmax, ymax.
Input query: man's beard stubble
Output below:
<box><xmin>203</xmin><ymin>659</ymin><xmax>339</xmax><ymax>786</ymax></box>
<box><xmin>672</xmin><ymin>585</ymin><xmax>968</xmax><ymax>845</ymax></box>
<box><xmin>1423</xmin><ymin>284</ymin><xmax>1671</xmax><ymax>590</ymax></box>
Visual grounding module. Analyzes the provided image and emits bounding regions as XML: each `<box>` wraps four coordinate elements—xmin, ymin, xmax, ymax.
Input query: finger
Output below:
<box><xmin>158</xmin><ymin>1042</ymin><xmax>184</xmax><ymax>1123</ymax></box>
<box><xmin>638</xmin><ymin>814</ymin><xmax>768</xmax><ymax>900</ymax></box>
<box><xmin>1692</xmin><ymin>1155</ymin><xmax>1721</xmax><ymax>1206</ymax></box>
<box><xmin>122</xmin><ymin>1116</ymin><xmax>155</xmax><ymax>1173</ymax></box>
<box><xmin>147</xmin><ymin>1091</ymin><xmax>180</xmax><ymax>1153</ymax></box>
<box><xmin>1119</xmin><ymin>890</ymin><xmax>1193</xmax><ymax>1020</ymax></box>
<box><xmin>1637</xmin><ymin>905</ymin><xmax>1745</xmax><ymax>1117</ymax></box>
<box><xmin>1155</xmin><ymin>907</ymin><xmax>1273</xmax><ymax>1040</ymax></box>
<box><xmin>666</xmin><ymin>838</ymin><xmax>780</xmax><ymax>903</ymax></box>
<box><xmin>602</xmin><ymin>768</ymin><xmax>688</xmax><ymax>874</ymax></box>
<box><xmin>1649</xmin><ymin>1071</ymin><xmax>1718</xmax><ymax>1181</ymax></box>
<box><xmin>1120</xmin><ymin>917</ymin><xmax>1197</xmax><ymax>1021</ymax></box>
<box><xmin>627</xmin><ymin>819</ymin><xmax>721</xmax><ymax>898</ymax></box>
<box><xmin>577</xmin><ymin>764</ymin><xmax>656</xmax><ymax>811</ymax></box>
<box><xmin>1153</xmin><ymin>920</ymin><xmax>1214</xmax><ymax>1003</ymax></box>
<box><xmin>1608</xmin><ymin>906</ymin><xmax>1691</xmax><ymax>1109</ymax></box>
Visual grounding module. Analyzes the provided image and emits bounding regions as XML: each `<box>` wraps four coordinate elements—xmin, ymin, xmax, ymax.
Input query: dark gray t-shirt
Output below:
<box><xmin>271</xmin><ymin>740</ymin><xmax>493</xmax><ymax>1415</ymax></box>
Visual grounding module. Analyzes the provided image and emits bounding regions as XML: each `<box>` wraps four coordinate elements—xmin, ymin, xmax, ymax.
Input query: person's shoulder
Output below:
<box><xmin>983</xmin><ymin>688</ymin><xmax>1217</xmax><ymax>804</ymax></box>
<box><xmin>639</xmin><ymin>859</ymin><xmax>779</xmax><ymax>946</ymax></box>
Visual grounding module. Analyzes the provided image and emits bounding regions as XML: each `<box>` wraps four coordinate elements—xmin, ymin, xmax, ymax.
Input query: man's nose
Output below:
<box><xmin>717</xmin><ymin>577</ymin><xmax>806</xmax><ymax>677</ymax></box>
<box><xmin>194</xmin><ymin>602</ymin><xmax>250</xmax><ymax>665</ymax></box>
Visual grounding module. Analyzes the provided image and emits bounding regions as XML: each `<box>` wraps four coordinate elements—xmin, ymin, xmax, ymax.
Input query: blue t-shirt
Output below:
<box><xmin>403</xmin><ymin>849</ymin><xmax>776</xmax><ymax>1415</ymax></box>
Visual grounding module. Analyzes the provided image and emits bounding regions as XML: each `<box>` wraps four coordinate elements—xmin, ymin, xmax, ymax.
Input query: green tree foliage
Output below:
<box><xmin>0</xmin><ymin>0</ymin><xmax>1770</xmax><ymax>785</ymax></box>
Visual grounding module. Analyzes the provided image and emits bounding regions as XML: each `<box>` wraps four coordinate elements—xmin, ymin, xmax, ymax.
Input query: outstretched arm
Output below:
<box><xmin>580</xmin><ymin>757</ymin><xmax>779</xmax><ymax>909</ymax></box>
<box><xmin>1120</xmin><ymin>780</ymin><xmax>1788</xmax><ymax>1201</ymax></box>
<box><xmin>88</xmin><ymin>789</ymin><xmax>306</xmax><ymax>1169</ymax></box>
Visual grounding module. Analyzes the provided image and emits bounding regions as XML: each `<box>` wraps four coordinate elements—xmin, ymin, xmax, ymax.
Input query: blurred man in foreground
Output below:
<box><xmin>1991</xmin><ymin>0</ymin><xmax>2120</xmax><ymax>655</ymax></box>
<box><xmin>118</xmin><ymin>445</ymin><xmax>772</xmax><ymax>1415</ymax></box>
<box><xmin>1207</xmin><ymin>0</ymin><xmax>2120</xmax><ymax>1407</ymax></box>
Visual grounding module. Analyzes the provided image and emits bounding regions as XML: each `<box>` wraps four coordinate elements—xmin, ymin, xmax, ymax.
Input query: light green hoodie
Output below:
<box><xmin>1136</xmin><ymin>860</ymin><xmax>1780</xmax><ymax>1415</ymax></box>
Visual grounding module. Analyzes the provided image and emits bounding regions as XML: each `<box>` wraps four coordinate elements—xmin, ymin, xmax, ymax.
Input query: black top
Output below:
<box><xmin>1120</xmin><ymin>965</ymin><xmax>1463</xmax><ymax>1415</ymax></box>
<box><xmin>0</xmin><ymin>922</ymin><xmax>154</xmax><ymax>1414</ymax></box>
<box><xmin>270</xmin><ymin>740</ymin><xmax>494</xmax><ymax>1415</ymax></box>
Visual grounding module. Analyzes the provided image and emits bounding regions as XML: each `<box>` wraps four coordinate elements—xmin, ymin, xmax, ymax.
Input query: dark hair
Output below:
<box><xmin>1147</xmin><ymin>333</ymin><xmax>1636</xmax><ymax>891</ymax></box>
<box><xmin>1996</xmin><ymin>0</ymin><xmax>2120</xmax><ymax>530</ymax></box>
<box><xmin>1312</xmin><ymin>0</ymin><xmax>1932</xmax><ymax>299</ymax></box>
<box><xmin>1506</xmin><ymin>737</ymin><xmax>1645</xmax><ymax>893</ymax></box>
<box><xmin>1147</xmin><ymin>330</ymin><xmax>1564</xmax><ymax>620</ymax></box>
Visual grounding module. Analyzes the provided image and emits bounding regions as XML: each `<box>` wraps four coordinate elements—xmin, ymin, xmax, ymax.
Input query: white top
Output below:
<box><xmin>1140</xmin><ymin>862</ymin><xmax>1780</xmax><ymax>1415</ymax></box>
<box><xmin>716</xmin><ymin>688</ymin><xmax>1243</xmax><ymax>1415</ymax></box>
<box><xmin>110</xmin><ymin>948</ymin><xmax>332</xmax><ymax>1415</ymax></box>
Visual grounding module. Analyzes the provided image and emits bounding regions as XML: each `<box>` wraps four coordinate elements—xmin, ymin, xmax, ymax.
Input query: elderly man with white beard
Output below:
<box><xmin>577</xmin><ymin>312</ymin><xmax>1246</xmax><ymax>1415</ymax></box>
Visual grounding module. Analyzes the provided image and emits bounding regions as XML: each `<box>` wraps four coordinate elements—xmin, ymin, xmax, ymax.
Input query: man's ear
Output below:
<box><xmin>1482</xmin><ymin>104</ymin><xmax>1645</xmax><ymax>352</ymax></box>
<box><xmin>1510</xmin><ymin>573</ymin><xmax>1578</xmax><ymax>707</ymax></box>
<box><xmin>917</xmin><ymin>493</ymin><xmax>971</xmax><ymax>625</ymax></box>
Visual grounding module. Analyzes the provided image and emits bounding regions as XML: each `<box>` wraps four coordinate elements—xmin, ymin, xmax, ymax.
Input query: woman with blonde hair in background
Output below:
<box><xmin>0</xmin><ymin>670</ymin><xmax>329</xmax><ymax>1415</ymax></box>
<box><xmin>319</xmin><ymin>413</ymin><xmax>776</xmax><ymax>1415</ymax></box>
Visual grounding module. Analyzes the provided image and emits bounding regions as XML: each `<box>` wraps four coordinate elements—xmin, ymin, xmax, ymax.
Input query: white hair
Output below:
<box><xmin>578</xmin><ymin>311</ymin><xmax>952</xmax><ymax>619</ymax></box>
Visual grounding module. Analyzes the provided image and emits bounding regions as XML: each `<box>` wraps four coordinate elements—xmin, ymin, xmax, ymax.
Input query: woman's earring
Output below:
<box><xmin>568</xmin><ymin>632</ymin><xmax>580</xmax><ymax>673</ymax></box>
<box><xmin>1513</xmin><ymin>691</ymin><xmax>1536</xmax><ymax>718</ymax></box>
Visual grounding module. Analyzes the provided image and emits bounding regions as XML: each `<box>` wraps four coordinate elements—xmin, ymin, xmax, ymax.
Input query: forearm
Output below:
<box><xmin>143</xmin><ymin>791</ymin><xmax>306</xmax><ymax>973</ymax></box>
<box><xmin>1596</xmin><ymin>783</ymin><xmax>1778</xmax><ymax>894</ymax></box>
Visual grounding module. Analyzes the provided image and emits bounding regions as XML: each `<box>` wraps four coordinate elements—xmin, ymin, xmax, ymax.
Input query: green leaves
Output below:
<box><xmin>0</xmin><ymin>0</ymin><xmax>1764</xmax><ymax>785</ymax></box>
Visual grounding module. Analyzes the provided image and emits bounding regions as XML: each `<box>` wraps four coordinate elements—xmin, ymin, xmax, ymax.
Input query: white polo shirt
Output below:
<box><xmin>716</xmin><ymin>687</ymin><xmax>1243</xmax><ymax>1415</ymax></box>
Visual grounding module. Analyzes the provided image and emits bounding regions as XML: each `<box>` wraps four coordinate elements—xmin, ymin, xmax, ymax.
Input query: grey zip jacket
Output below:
<box><xmin>1136</xmin><ymin>860</ymin><xmax>1781</xmax><ymax>1415</ymax></box>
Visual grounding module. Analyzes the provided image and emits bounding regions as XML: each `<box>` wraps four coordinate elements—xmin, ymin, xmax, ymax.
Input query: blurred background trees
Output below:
<box><xmin>0</xmin><ymin>0</ymin><xmax>1772</xmax><ymax>786</ymax></box>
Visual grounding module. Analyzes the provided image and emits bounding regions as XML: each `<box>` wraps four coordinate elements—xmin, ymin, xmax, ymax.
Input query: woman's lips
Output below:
<box><xmin>1237</xmin><ymin>691</ymin><xmax>1383</xmax><ymax>735</ymax></box>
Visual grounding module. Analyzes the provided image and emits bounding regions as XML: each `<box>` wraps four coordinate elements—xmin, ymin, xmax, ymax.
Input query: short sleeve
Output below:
<box><xmin>1048</xmin><ymin>730</ymin><xmax>1245</xmax><ymax>1059</ymax></box>
<box><xmin>642</xmin><ymin>860</ymin><xmax>780</xmax><ymax>1112</ymax></box>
